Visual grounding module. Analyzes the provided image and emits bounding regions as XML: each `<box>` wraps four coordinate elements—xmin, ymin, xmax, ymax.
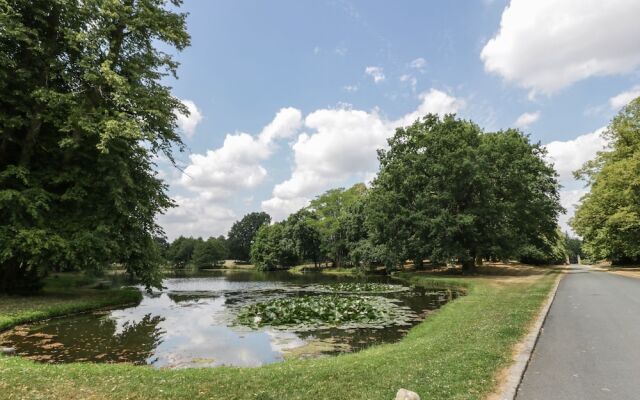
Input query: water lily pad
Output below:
<box><xmin>236</xmin><ymin>294</ymin><xmax>417</xmax><ymax>331</ymax></box>
<box><xmin>307</xmin><ymin>282</ymin><xmax>409</xmax><ymax>294</ymax></box>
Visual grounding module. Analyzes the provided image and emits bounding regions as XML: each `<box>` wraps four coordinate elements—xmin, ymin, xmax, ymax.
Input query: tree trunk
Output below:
<box><xmin>461</xmin><ymin>258</ymin><xmax>475</xmax><ymax>274</ymax></box>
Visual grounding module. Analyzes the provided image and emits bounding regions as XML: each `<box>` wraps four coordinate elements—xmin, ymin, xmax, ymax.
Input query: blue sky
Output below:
<box><xmin>158</xmin><ymin>0</ymin><xmax>640</xmax><ymax>239</ymax></box>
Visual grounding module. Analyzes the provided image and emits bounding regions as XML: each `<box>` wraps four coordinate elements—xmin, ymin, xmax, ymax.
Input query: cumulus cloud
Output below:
<box><xmin>609</xmin><ymin>85</ymin><xmax>640</xmax><ymax>109</ymax></box>
<box><xmin>545</xmin><ymin>127</ymin><xmax>608</xmax><ymax>183</ymax></box>
<box><xmin>180</xmin><ymin>107</ymin><xmax>302</xmax><ymax>192</ymax></box>
<box><xmin>175</xmin><ymin>100</ymin><xmax>204</xmax><ymax>138</ymax></box>
<box><xmin>544</xmin><ymin>128</ymin><xmax>609</xmax><ymax>233</ymax></box>
<box><xmin>262</xmin><ymin>89</ymin><xmax>465</xmax><ymax>220</ymax></box>
<box><xmin>160</xmin><ymin>108</ymin><xmax>302</xmax><ymax>239</ymax></box>
<box><xmin>365</xmin><ymin>66</ymin><xmax>385</xmax><ymax>83</ymax></box>
<box><xmin>514</xmin><ymin>111</ymin><xmax>540</xmax><ymax>128</ymax></box>
<box><xmin>395</xmin><ymin>89</ymin><xmax>465</xmax><ymax>128</ymax></box>
<box><xmin>157</xmin><ymin>194</ymin><xmax>237</xmax><ymax>240</ymax></box>
<box><xmin>481</xmin><ymin>0</ymin><xmax>640</xmax><ymax>94</ymax></box>
<box><xmin>557</xmin><ymin>188</ymin><xmax>588</xmax><ymax>234</ymax></box>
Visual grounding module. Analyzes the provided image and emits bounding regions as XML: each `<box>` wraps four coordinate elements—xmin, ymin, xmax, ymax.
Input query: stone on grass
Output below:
<box><xmin>1</xmin><ymin>347</ymin><xmax>16</xmax><ymax>355</ymax></box>
<box><xmin>395</xmin><ymin>388</ymin><xmax>420</xmax><ymax>400</ymax></box>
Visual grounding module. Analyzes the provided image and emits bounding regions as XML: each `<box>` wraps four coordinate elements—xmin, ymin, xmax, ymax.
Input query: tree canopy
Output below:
<box><xmin>572</xmin><ymin>97</ymin><xmax>640</xmax><ymax>264</ymax></box>
<box><xmin>0</xmin><ymin>0</ymin><xmax>190</xmax><ymax>293</ymax></box>
<box><xmin>192</xmin><ymin>237</ymin><xmax>228</xmax><ymax>269</ymax></box>
<box><xmin>227</xmin><ymin>212</ymin><xmax>271</xmax><ymax>261</ymax></box>
<box><xmin>366</xmin><ymin>114</ymin><xmax>563</xmax><ymax>271</ymax></box>
<box><xmin>308</xmin><ymin>183</ymin><xmax>366</xmax><ymax>267</ymax></box>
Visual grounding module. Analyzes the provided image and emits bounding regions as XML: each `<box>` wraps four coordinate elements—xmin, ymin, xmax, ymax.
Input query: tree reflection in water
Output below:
<box><xmin>2</xmin><ymin>313</ymin><xmax>164</xmax><ymax>364</ymax></box>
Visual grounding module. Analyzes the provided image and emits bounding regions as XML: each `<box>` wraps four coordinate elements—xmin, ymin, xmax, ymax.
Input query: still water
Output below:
<box><xmin>1</xmin><ymin>270</ymin><xmax>457</xmax><ymax>368</ymax></box>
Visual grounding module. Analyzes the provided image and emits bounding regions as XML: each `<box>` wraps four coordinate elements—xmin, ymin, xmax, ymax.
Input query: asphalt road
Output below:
<box><xmin>517</xmin><ymin>265</ymin><xmax>640</xmax><ymax>400</ymax></box>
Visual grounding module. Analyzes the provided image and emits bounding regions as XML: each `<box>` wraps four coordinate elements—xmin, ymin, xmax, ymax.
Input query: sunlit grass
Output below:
<box><xmin>0</xmin><ymin>273</ymin><xmax>141</xmax><ymax>332</ymax></box>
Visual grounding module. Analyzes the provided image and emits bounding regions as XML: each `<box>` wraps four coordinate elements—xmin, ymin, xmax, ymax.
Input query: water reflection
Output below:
<box><xmin>1</xmin><ymin>271</ymin><xmax>457</xmax><ymax>368</ymax></box>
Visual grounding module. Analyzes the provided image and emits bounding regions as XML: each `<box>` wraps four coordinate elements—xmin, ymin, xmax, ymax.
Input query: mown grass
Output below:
<box><xmin>0</xmin><ymin>274</ymin><xmax>141</xmax><ymax>332</ymax></box>
<box><xmin>0</xmin><ymin>271</ymin><xmax>556</xmax><ymax>400</ymax></box>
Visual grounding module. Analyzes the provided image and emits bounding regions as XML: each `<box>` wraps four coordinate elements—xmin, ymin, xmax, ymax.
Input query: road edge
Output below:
<box><xmin>492</xmin><ymin>272</ymin><xmax>563</xmax><ymax>400</ymax></box>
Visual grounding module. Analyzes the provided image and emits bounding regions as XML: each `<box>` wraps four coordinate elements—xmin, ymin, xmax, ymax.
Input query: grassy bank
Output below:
<box><xmin>0</xmin><ymin>274</ymin><xmax>142</xmax><ymax>332</ymax></box>
<box><xmin>0</xmin><ymin>270</ymin><xmax>556</xmax><ymax>400</ymax></box>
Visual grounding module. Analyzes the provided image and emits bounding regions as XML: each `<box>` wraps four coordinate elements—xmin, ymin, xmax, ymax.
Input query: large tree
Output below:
<box><xmin>166</xmin><ymin>236</ymin><xmax>198</xmax><ymax>269</ymax></box>
<box><xmin>367</xmin><ymin>114</ymin><xmax>562</xmax><ymax>272</ymax></box>
<box><xmin>192</xmin><ymin>237</ymin><xmax>227</xmax><ymax>269</ymax></box>
<box><xmin>572</xmin><ymin>97</ymin><xmax>640</xmax><ymax>264</ymax></box>
<box><xmin>250</xmin><ymin>223</ymin><xmax>297</xmax><ymax>271</ymax></box>
<box><xmin>0</xmin><ymin>0</ymin><xmax>190</xmax><ymax>293</ymax></box>
<box><xmin>308</xmin><ymin>183</ymin><xmax>366</xmax><ymax>267</ymax></box>
<box><xmin>227</xmin><ymin>212</ymin><xmax>271</xmax><ymax>261</ymax></box>
<box><xmin>284</xmin><ymin>209</ymin><xmax>322</xmax><ymax>266</ymax></box>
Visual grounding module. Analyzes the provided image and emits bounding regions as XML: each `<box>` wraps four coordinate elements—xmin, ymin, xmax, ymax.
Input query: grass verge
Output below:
<box><xmin>0</xmin><ymin>274</ymin><xmax>142</xmax><ymax>332</ymax></box>
<box><xmin>0</xmin><ymin>270</ymin><xmax>555</xmax><ymax>400</ymax></box>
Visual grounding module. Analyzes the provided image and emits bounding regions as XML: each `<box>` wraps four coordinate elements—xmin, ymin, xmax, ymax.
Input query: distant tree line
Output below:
<box><xmin>159</xmin><ymin>212</ymin><xmax>271</xmax><ymax>269</ymax></box>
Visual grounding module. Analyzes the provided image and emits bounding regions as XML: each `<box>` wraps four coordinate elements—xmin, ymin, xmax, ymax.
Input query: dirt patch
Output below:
<box><xmin>609</xmin><ymin>270</ymin><xmax>640</xmax><ymax>279</ymax></box>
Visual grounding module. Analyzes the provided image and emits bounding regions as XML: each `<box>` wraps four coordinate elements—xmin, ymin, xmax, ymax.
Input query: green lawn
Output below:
<box><xmin>0</xmin><ymin>271</ymin><xmax>556</xmax><ymax>400</ymax></box>
<box><xmin>0</xmin><ymin>274</ymin><xmax>141</xmax><ymax>332</ymax></box>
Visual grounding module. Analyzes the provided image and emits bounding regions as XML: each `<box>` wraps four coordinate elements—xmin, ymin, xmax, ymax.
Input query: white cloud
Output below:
<box><xmin>157</xmin><ymin>194</ymin><xmax>237</xmax><ymax>240</ymax></box>
<box><xmin>262</xmin><ymin>89</ymin><xmax>465</xmax><ymax>219</ymax></box>
<box><xmin>409</xmin><ymin>57</ymin><xmax>426</xmax><ymax>71</ymax></box>
<box><xmin>481</xmin><ymin>0</ymin><xmax>640</xmax><ymax>94</ymax></box>
<box><xmin>609</xmin><ymin>85</ymin><xmax>640</xmax><ymax>109</ymax></box>
<box><xmin>514</xmin><ymin>111</ymin><xmax>540</xmax><ymax>128</ymax></box>
<box><xmin>261</xmin><ymin>197</ymin><xmax>312</xmax><ymax>222</ymax></box>
<box><xmin>365</xmin><ymin>66</ymin><xmax>385</xmax><ymax>83</ymax></box>
<box><xmin>180</xmin><ymin>107</ymin><xmax>302</xmax><ymax>192</ymax></box>
<box><xmin>400</xmin><ymin>74</ymin><xmax>417</xmax><ymax>90</ymax></box>
<box><xmin>557</xmin><ymin>188</ymin><xmax>588</xmax><ymax>234</ymax></box>
<box><xmin>160</xmin><ymin>108</ymin><xmax>302</xmax><ymax>238</ymax></box>
<box><xmin>175</xmin><ymin>99</ymin><xmax>203</xmax><ymax>138</ymax></box>
<box><xmin>395</xmin><ymin>89</ymin><xmax>465</xmax><ymax>128</ymax></box>
<box><xmin>343</xmin><ymin>85</ymin><xmax>358</xmax><ymax>92</ymax></box>
<box><xmin>544</xmin><ymin>127</ymin><xmax>610</xmax><ymax>233</ymax></box>
<box><xmin>544</xmin><ymin>127</ymin><xmax>608</xmax><ymax>183</ymax></box>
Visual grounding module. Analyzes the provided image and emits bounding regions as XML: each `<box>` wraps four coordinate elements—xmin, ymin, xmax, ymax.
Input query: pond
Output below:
<box><xmin>0</xmin><ymin>270</ymin><xmax>458</xmax><ymax>368</ymax></box>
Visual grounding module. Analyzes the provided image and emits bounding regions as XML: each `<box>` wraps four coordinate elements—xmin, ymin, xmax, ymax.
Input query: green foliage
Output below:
<box><xmin>228</xmin><ymin>212</ymin><xmax>271</xmax><ymax>261</ymax></box>
<box><xmin>0</xmin><ymin>0</ymin><xmax>190</xmax><ymax>292</ymax></box>
<box><xmin>564</xmin><ymin>234</ymin><xmax>583</xmax><ymax>264</ymax></box>
<box><xmin>0</xmin><ymin>273</ymin><xmax>141</xmax><ymax>332</ymax></box>
<box><xmin>285</xmin><ymin>209</ymin><xmax>322</xmax><ymax>265</ymax></box>
<box><xmin>308</xmin><ymin>183</ymin><xmax>367</xmax><ymax>267</ymax></box>
<box><xmin>166</xmin><ymin>236</ymin><xmax>198</xmax><ymax>268</ymax></box>
<box><xmin>518</xmin><ymin>229</ymin><xmax>568</xmax><ymax>265</ymax></box>
<box><xmin>250</xmin><ymin>223</ymin><xmax>297</xmax><ymax>270</ymax></box>
<box><xmin>192</xmin><ymin>237</ymin><xmax>228</xmax><ymax>269</ymax></box>
<box><xmin>572</xmin><ymin>98</ymin><xmax>640</xmax><ymax>264</ymax></box>
<box><xmin>367</xmin><ymin>114</ymin><xmax>563</xmax><ymax>271</ymax></box>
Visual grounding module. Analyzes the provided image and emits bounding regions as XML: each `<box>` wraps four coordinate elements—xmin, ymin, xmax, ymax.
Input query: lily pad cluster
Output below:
<box><xmin>309</xmin><ymin>282</ymin><xmax>409</xmax><ymax>294</ymax></box>
<box><xmin>236</xmin><ymin>294</ymin><xmax>416</xmax><ymax>331</ymax></box>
